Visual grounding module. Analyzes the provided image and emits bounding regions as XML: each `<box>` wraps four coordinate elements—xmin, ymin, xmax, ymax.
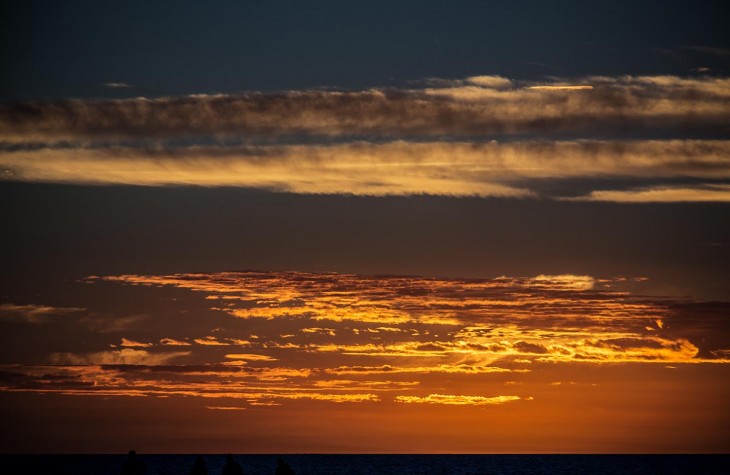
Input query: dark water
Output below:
<box><xmin>9</xmin><ymin>454</ymin><xmax>728</xmax><ymax>475</ymax></box>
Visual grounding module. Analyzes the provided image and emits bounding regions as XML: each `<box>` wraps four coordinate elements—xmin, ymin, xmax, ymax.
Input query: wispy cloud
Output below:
<box><xmin>103</xmin><ymin>82</ymin><xmax>134</xmax><ymax>89</ymax></box>
<box><xmin>0</xmin><ymin>303</ymin><xmax>84</xmax><ymax>324</ymax></box>
<box><xmin>159</xmin><ymin>338</ymin><xmax>192</xmax><ymax>346</ymax></box>
<box><xmin>49</xmin><ymin>349</ymin><xmax>190</xmax><ymax>365</ymax></box>
<box><xmin>194</xmin><ymin>336</ymin><xmax>250</xmax><ymax>346</ymax></box>
<box><xmin>526</xmin><ymin>85</ymin><xmax>593</xmax><ymax>91</ymax></box>
<box><xmin>225</xmin><ymin>353</ymin><xmax>278</xmax><ymax>362</ymax></box>
<box><xmin>119</xmin><ymin>338</ymin><xmax>153</xmax><ymax>348</ymax></box>
<box><xmin>325</xmin><ymin>364</ymin><xmax>513</xmax><ymax>375</ymax></box>
<box><xmin>1</xmin><ymin>75</ymin><xmax>728</xmax><ymax>143</ymax></box>
<box><xmin>2</xmin><ymin>74</ymin><xmax>728</xmax><ymax>201</ymax></box>
<box><xmin>2</xmin><ymin>140</ymin><xmax>728</xmax><ymax>200</ymax></box>
<box><xmin>93</xmin><ymin>271</ymin><xmax>730</xmax><ymax>365</ymax></box>
<box><xmin>394</xmin><ymin>394</ymin><xmax>523</xmax><ymax>406</ymax></box>
<box><xmin>565</xmin><ymin>184</ymin><xmax>730</xmax><ymax>203</ymax></box>
<box><xmin>1</xmin><ymin>270</ymin><xmax>728</xmax><ymax>411</ymax></box>
<box><xmin>682</xmin><ymin>45</ymin><xmax>730</xmax><ymax>57</ymax></box>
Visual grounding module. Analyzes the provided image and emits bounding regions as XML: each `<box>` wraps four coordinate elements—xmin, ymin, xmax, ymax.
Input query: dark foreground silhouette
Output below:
<box><xmin>123</xmin><ymin>451</ymin><xmax>296</xmax><ymax>475</ymax></box>
<box><xmin>275</xmin><ymin>458</ymin><xmax>295</xmax><ymax>475</ymax></box>
<box><xmin>121</xmin><ymin>450</ymin><xmax>145</xmax><ymax>475</ymax></box>
<box><xmin>221</xmin><ymin>454</ymin><xmax>245</xmax><ymax>475</ymax></box>
<box><xmin>190</xmin><ymin>455</ymin><xmax>208</xmax><ymax>475</ymax></box>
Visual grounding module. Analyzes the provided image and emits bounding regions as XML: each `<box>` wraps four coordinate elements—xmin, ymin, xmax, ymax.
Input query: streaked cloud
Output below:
<box><xmin>394</xmin><ymin>394</ymin><xmax>523</xmax><ymax>405</ymax></box>
<box><xmin>119</xmin><ymin>338</ymin><xmax>153</xmax><ymax>348</ymax></box>
<box><xmin>566</xmin><ymin>184</ymin><xmax>730</xmax><ymax>203</ymax></box>
<box><xmin>464</xmin><ymin>75</ymin><xmax>513</xmax><ymax>89</ymax></box>
<box><xmin>49</xmin><ymin>349</ymin><xmax>190</xmax><ymax>365</ymax></box>
<box><xmin>225</xmin><ymin>353</ymin><xmax>278</xmax><ymax>362</ymax></box>
<box><xmin>103</xmin><ymin>82</ymin><xmax>134</xmax><ymax>89</ymax></box>
<box><xmin>526</xmin><ymin>85</ymin><xmax>593</xmax><ymax>90</ymax></box>
<box><xmin>325</xmin><ymin>364</ymin><xmax>513</xmax><ymax>375</ymax></box>
<box><xmin>159</xmin><ymin>338</ymin><xmax>192</xmax><ymax>346</ymax></box>
<box><xmin>92</xmin><ymin>271</ymin><xmax>730</xmax><ymax>366</ymax></box>
<box><xmin>1</xmin><ymin>139</ymin><xmax>727</xmax><ymax>200</ymax></box>
<box><xmin>1</xmin><ymin>75</ymin><xmax>727</xmax><ymax>143</ymax></box>
<box><xmin>194</xmin><ymin>336</ymin><xmax>250</xmax><ymax>346</ymax></box>
<box><xmin>0</xmin><ymin>363</ymin><xmax>380</xmax><ymax>405</ymax></box>
<box><xmin>1</xmin><ymin>74</ymin><xmax>728</xmax><ymax>202</ymax></box>
<box><xmin>682</xmin><ymin>45</ymin><xmax>730</xmax><ymax>57</ymax></box>
<box><xmin>0</xmin><ymin>269</ymin><xmax>727</xmax><ymax>418</ymax></box>
<box><xmin>0</xmin><ymin>303</ymin><xmax>84</xmax><ymax>324</ymax></box>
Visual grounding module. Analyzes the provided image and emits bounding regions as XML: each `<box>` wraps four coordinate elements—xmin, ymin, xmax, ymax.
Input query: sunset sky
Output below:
<box><xmin>1</xmin><ymin>0</ymin><xmax>729</xmax><ymax>454</ymax></box>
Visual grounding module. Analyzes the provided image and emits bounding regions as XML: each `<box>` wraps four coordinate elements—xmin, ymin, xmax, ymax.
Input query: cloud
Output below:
<box><xmin>325</xmin><ymin>364</ymin><xmax>512</xmax><ymax>375</ymax></box>
<box><xmin>568</xmin><ymin>337</ymin><xmax>700</xmax><ymax>362</ymax></box>
<box><xmin>464</xmin><ymin>75</ymin><xmax>512</xmax><ymax>89</ymax></box>
<box><xmin>1</xmin><ymin>75</ymin><xmax>728</xmax><ymax>143</ymax></box>
<box><xmin>301</xmin><ymin>327</ymin><xmax>337</xmax><ymax>336</ymax></box>
<box><xmin>193</xmin><ymin>336</ymin><xmax>249</xmax><ymax>346</ymax></box>
<box><xmin>194</xmin><ymin>337</ymin><xmax>229</xmax><ymax>346</ymax></box>
<box><xmin>682</xmin><ymin>46</ymin><xmax>730</xmax><ymax>57</ymax></box>
<box><xmin>2</xmin><ymin>140</ymin><xmax>728</xmax><ymax>200</ymax></box>
<box><xmin>79</xmin><ymin>313</ymin><xmax>148</xmax><ymax>333</ymax></box>
<box><xmin>526</xmin><ymin>85</ymin><xmax>593</xmax><ymax>91</ymax></box>
<box><xmin>2</xmin><ymin>269</ymin><xmax>729</xmax><ymax>412</ymax></box>
<box><xmin>50</xmin><ymin>349</ymin><xmax>190</xmax><ymax>365</ymax></box>
<box><xmin>2</xmin><ymin>74</ymin><xmax>728</xmax><ymax>202</ymax></box>
<box><xmin>119</xmin><ymin>338</ymin><xmax>153</xmax><ymax>348</ymax></box>
<box><xmin>225</xmin><ymin>353</ymin><xmax>278</xmax><ymax>361</ymax></box>
<box><xmin>93</xmin><ymin>270</ymin><xmax>730</xmax><ymax>366</ymax></box>
<box><xmin>103</xmin><ymin>82</ymin><xmax>134</xmax><ymax>89</ymax></box>
<box><xmin>0</xmin><ymin>363</ymin><xmax>381</xmax><ymax>403</ymax></box>
<box><xmin>0</xmin><ymin>303</ymin><xmax>84</xmax><ymax>324</ymax></box>
<box><xmin>565</xmin><ymin>184</ymin><xmax>730</xmax><ymax>203</ymax></box>
<box><xmin>528</xmin><ymin>275</ymin><xmax>595</xmax><ymax>291</ymax></box>
<box><xmin>394</xmin><ymin>393</ymin><xmax>522</xmax><ymax>406</ymax></box>
<box><xmin>512</xmin><ymin>341</ymin><xmax>549</xmax><ymax>354</ymax></box>
<box><xmin>159</xmin><ymin>338</ymin><xmax>192</xmax><ymax>346</ymax></box>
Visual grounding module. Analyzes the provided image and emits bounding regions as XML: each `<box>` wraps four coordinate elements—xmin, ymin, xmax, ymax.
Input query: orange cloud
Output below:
<box><xmin>225</xmin><ymin>353</ymin><xmax>278</xmax><ymax>362</ymax></box>
<box><xmin>49</xmin><ymin>349</ymin><xmax>189</xmax><ymax>365</ymax></box>
<box><xmin>565</xmin><ymin>184</ymin><xmax>730</xmax><ymax>203</ymax></box>
<box><xmin>3</xmin><ymin>140</ymin><xmax>728</xmax><ymax>201</ymax></box>
<box><xmin>119</xmin><ymin>338</ymin><xmax>153</xmax><ymax>348</ymax></box>
<box><xmin>159</xmin><ymin>338</ymin><xmax>192</xmax><ymax>346</ymax></box>
<box><xmin>394</xmin><ymin>394</ymin><xmax>523</xmax><ymax>405</ymax></box>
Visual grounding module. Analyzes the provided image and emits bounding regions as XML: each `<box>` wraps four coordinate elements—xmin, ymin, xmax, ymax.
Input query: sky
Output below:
<box><xmin>1</xmin><ymin>0</ymin><xmax>729</xmax><ymax>454</ymax></box>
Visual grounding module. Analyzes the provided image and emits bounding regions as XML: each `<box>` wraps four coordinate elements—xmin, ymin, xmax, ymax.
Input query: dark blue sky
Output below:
<box><xmin>2</xmin><ymin>0</ymin><xmax>729</xmax><ymax>100</ymax></box>
<box><xmin>1</xmin><ymin>1</ymin><xmax>729</xmax><ymax>301</ymax></box>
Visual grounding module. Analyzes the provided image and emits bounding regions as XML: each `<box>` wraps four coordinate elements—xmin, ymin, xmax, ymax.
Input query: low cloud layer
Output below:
<box><xmin>1</xmin><ymin>270</ymin><xmax>727</xmax><ymax>414</ymax></box>
<box><xmin>93</xmin><ymin>271</ymin><xmax>730</xmax><ymax>365</ymax></box>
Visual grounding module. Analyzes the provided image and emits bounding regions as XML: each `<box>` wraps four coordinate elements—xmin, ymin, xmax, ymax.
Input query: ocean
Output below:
<box><xmin>8</xmin><ymin>454</ymin><xmax>728</xmax><ymax>475</ymax></box>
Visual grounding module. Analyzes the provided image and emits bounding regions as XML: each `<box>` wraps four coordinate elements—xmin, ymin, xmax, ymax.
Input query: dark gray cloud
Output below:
<box><xmin>682</xmin><ymin>45</ymin><xmax>730</xmax><ymax>57</ymax></box>
<box><xmin>1</xmin><ymin>76</ymin><xmax>728</xmax><ymax>143</ymax></box>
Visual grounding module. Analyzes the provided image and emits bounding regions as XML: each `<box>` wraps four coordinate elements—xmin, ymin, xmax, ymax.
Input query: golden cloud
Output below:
<box><xmin>2</xmin><ymin>140</ymin><xmax>728</xmax><ymax>201</ymax></box>
<box><xmin>394</xmin><ymin>394</ymin><xmax>523</xmax><ymax>405</ymax></box>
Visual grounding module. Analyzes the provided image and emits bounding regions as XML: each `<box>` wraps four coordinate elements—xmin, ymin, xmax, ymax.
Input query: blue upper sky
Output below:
<box><xmin>2</xmin><ymin>0</ymin><xmax>728</xmax><ymax>100</ymax></box>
